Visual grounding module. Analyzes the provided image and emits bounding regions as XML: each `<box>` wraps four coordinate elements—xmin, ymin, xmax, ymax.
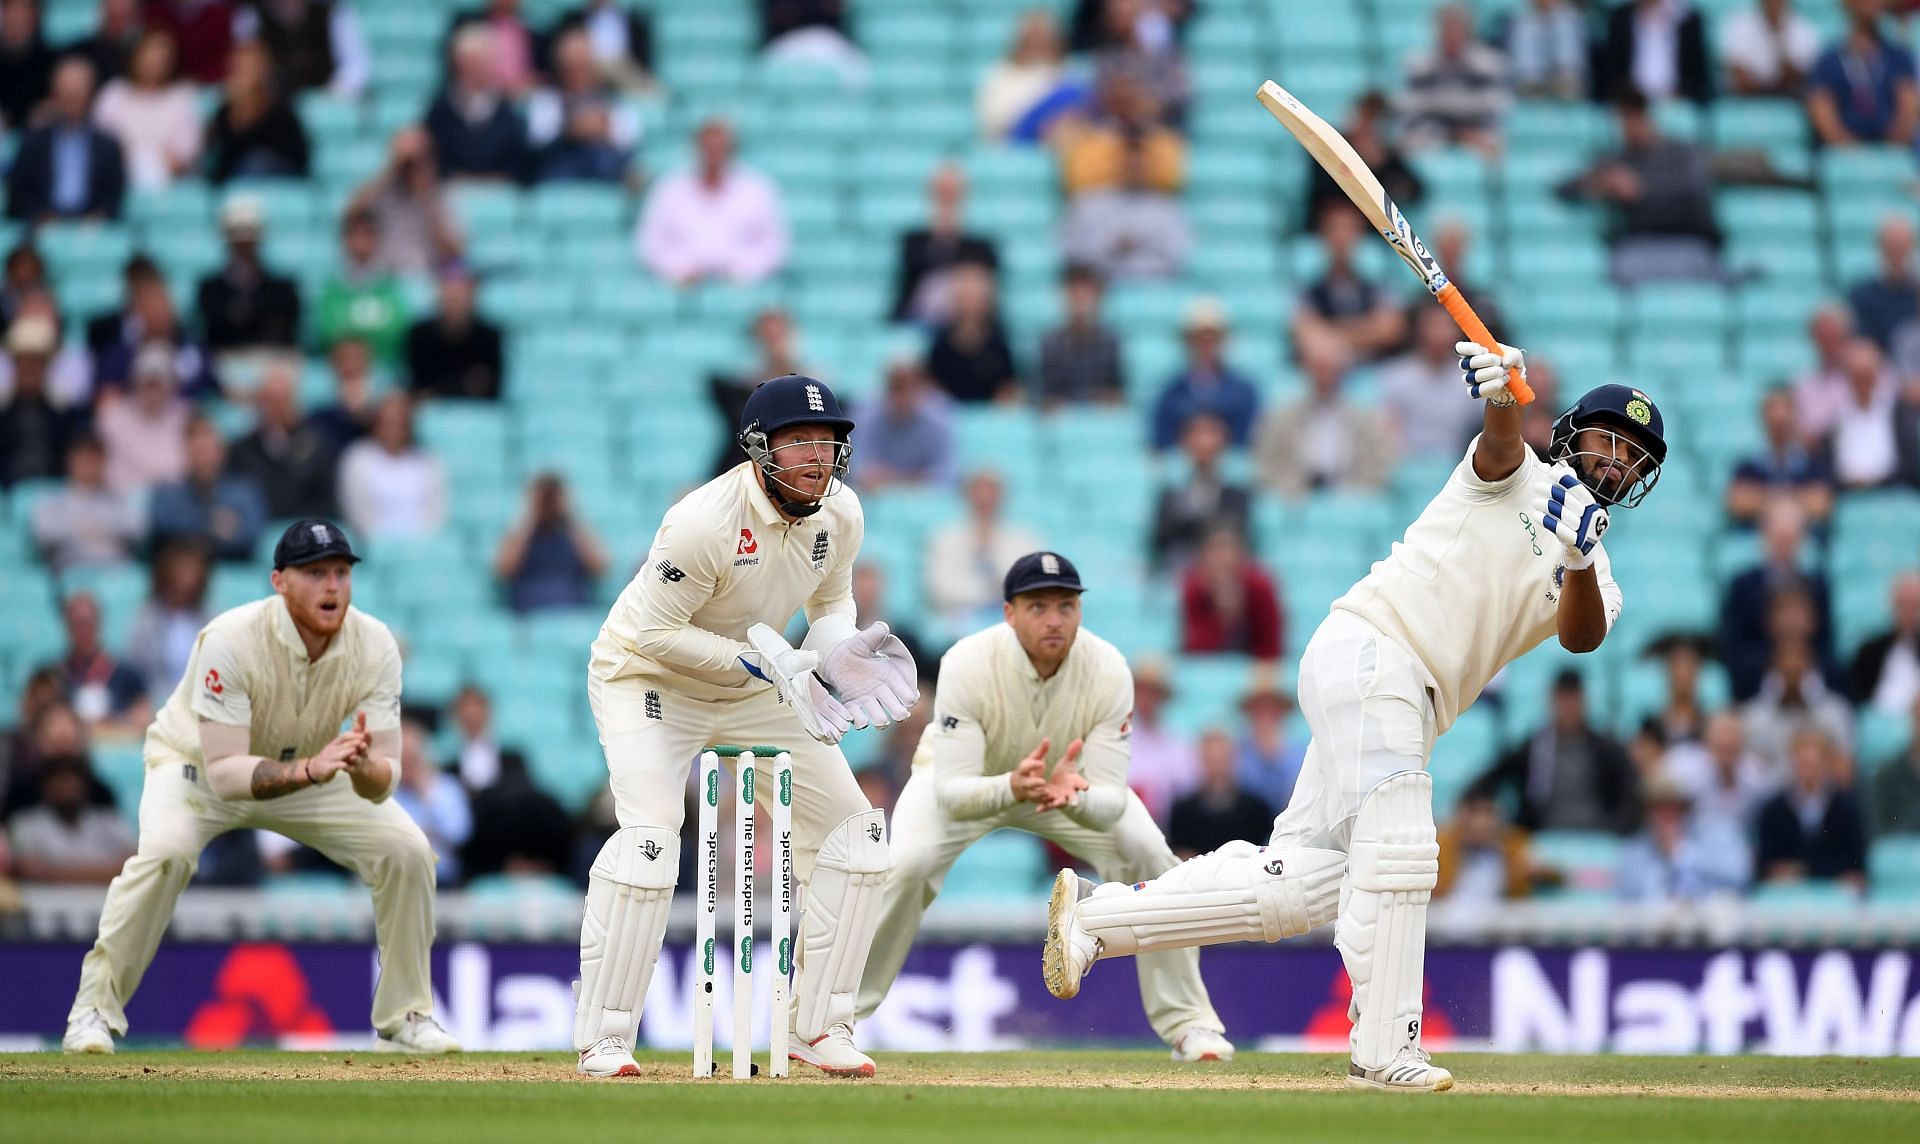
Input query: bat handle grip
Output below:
<box><xmin>1438</xmin><ymin>283</ymin><xmax>1535</xmax><ymax>406</ymax></box>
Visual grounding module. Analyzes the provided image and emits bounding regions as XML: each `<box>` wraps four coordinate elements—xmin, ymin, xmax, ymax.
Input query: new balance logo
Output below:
<box><xmin>805</xmin><ymin>384</ymin><xmax>825</xmax><ymax>412</ymax></box>
<box><xmin>810</xmin><ymin>529</ymin><xmax>829</xmax><ymax>567</ymax></box>
<box><xmin>866</xmin><ymin>822</ymin><xmax>883</xmax><ymax>843</ymax></box>
<box><xmin>940</xmin><ymin>715</ymin><xmax>959</xmax><ymax>731</ymax></box>
<box><xmin>644</xmin><ymin>690</ymin><xmax>662</xmax><ymax>720</ymax></box>
<box><xmin>182</xmin><ymin>764</ymin><xmax>199</xmax><ymax>783</ymax></box>
<box><xmin>656</xmin><ymin>560</ymin><xmax>686</xmax><ymax>583</ymax></box>
<box><xmin>641</xmin><ymin>840</ymin><xmax>662</xmax><ymax>861</ymax></box>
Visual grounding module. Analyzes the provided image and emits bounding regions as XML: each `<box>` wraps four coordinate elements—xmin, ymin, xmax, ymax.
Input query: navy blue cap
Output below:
<box><xmin>1003</xmin><ymin>551</ymin><xmax>1085</xmax><ymax>601</ymax></box>
<box><xmin>273</xmin><ymin>519</ymin><xmax>361</xmax><ymax>570</ymax></box>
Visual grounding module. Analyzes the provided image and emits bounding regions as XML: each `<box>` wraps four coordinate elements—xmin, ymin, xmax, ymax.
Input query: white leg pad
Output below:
<box><xmin>795</xmin><ymin>809</ymin><xmax>888</xmax><ymax>1040</ymax></box>
<box><xmin>1077</xmin><ymin>840</ymin><xmax>1345</xmax><ymax>958</ymax></box>
<box><xmin>573</xmin><ymin>825</ymin><xmax>679</xmax><ymax>1050</ymax></box>
<box><xmin>1337</xmin><ymin>770</ymin><xmax>1438</xmax><ymax>1070</ymax></box>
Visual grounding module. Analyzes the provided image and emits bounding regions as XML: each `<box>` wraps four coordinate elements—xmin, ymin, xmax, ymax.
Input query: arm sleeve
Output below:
<box><xmin>363</xmin><ymin>725</ymin><xmax>402</xmax><ymax>803</ymax></box>
<box><xmin>188</xmin><ymin>627</ymin><xmax>254</xmax><ymax>727</ymax></box>
<box><xmin>623</xmin><ymin>514</ymin><xmax>755</xmax><ymax>676</ymax></box>
<box><xmin>354</xmin><ymin>629</ymin><xmax>405</xmax><ymax>732</ymax></box>
<box><xmin>1055</xmin><ymin>668</ymin><xmax>1133</xmax><ymax>832</ymax></box>
<box><xmin>928</xmin><ymin>664</ymin><xmax>1019</xmax><ymax>821</ymax></box>
<box><xmin>1596</xmin><ymin>561</ymin><xmax>1625</xmax><ymax>633</ymax></box>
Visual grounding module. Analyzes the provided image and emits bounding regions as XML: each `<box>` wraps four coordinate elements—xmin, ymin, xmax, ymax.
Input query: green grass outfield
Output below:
<box><xmin>3</xmin><ymin>1051</ymin><xmax>1917</xmax><ymax>1143</ymax></box>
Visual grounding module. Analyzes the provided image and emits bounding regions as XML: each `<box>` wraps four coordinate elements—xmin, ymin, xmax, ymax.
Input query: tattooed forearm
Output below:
<box><xmin>249</xmin><ymin>757</ymin><xmax>308</xmax><ymax>800</ymax></box>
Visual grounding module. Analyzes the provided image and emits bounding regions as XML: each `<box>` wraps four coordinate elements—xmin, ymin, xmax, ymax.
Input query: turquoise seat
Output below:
<box><xmin>1857</xmin><ymin>710</ymin><xmax>1913</xmax><ymax>774</ymax></box>
<box><xmin>940</xmin><ymin>829</ymin><xmax>1047</xmax><ymax>902</ymax></box>
<box><xmin>1430</xmin><ymin>708</ymin><xmax>1498</xmax><ymax>817</ymax></box>
<box><xmin>1530</xmin><ymin>831</ymin><xmax>1626</xmax><ymax>897</ymax></box>
<box><xmin>1869</xmin><ymin>838</ymin><xmax>1920</xmax><ymax>898</ymax></box>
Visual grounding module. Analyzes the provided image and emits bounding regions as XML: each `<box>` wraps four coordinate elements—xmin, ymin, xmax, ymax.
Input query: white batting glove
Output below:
<box><xmin>1456</xmin><ymin>340</ymin><xmax>1525</xmax><ymax>408</ymax></box>
<box><xmin>1536</xmin><ymin>463</ymin><xmax>1609</xmax><ymax>569</ymax></box>
<box><xmin>742</xmin><ymin>623</ymin><xmax>853</xmax><ymax>745</ymax></box>
<box><xmin>818</xmin><ymin>621</ymin><xmax>920</xmax><ymax>730</ymax></box>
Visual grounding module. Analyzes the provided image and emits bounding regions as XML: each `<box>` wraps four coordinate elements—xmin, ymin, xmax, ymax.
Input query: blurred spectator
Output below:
<box><xmin>706</xmin><ymin>309</ymin><xmax>809</xmax><ymax>477</ymax></box>
<box><xmin>1127</xmin><ymin>658</ymin><xmax>1198</xmax><ymax>823</ymax></box>
<box><xmin>1615</xmin><ymin>773</ymin><xmax>1751</xmax><ymax>901</ymax></box>
<box><xmin>892</xmin><ymin>165</ymin><xmax>1000</xmax><ymax>325</ymax></box>
<box><xmin>149</xmin><ymin>415</ymin><xmax>268</xmax><ymax>561</ymax></box>
<box><xmin>426</xmin><ymin>23</ymin><xmax>528</xmax><ymax>182</ymax></box>
<box><xmin>391</xmin><ymin>717</ymin><xmax>471</xmax><ymax>886</ymax></box>
<box><xmin>851</xmin><ymin>355</ymin><xmax>955</xmax><ymax>491</ymax></box>
<box><xmin>636</xmin><ymin>118</ymin><xmax>787</xmax><ymax>286</ymax></box>
<box><xmin>446</xmin><ymin>0</ymin><xmax>537</xmax><ymax>98</ymax></box>
<box><xmin>315</xmin><ymin>209</ymin><xmax>409</xmax><ymax>363</ymax></box>
<box><xmin>1470</xmin><ymin>670</ymin><xmax>1639</xmax><ymax>834</ymax></box>
<box><xmin>450</xmin><ymin>684</ymin><xmax>502</xmax><ymax>791</ymax></box>
<box><xmin>42</xmin><ymin>593</ymin><xmax>148</xmax><ymax>731</ymax></box>
<box><xmin>124</xmin><ymin>539</ymin><xmax>212</xmax><ymax>700</ymax></box>
<box><xmin>86</xmin><ymin>253</ymin><xmax>158</xmax><ymax>354</ymax></box>
<box><xmin>0</xmin><ymin>242</ymin><xmax>49</xmax><ymax>326</ymax></box>
<box><xmin>1820</xmin><ymin>336</ymin><xmax>1915</xmax><ymax>490</ymax></box>
<box><xmin>236</xmin><ymin>0</ymin><xmax>371</xmax><ymax>98</ymax></box>
<box><xmin>0</xmin><ymin>313</ymin><xmax>84</xmax><ymax>488</ymax></box>
<box><xmin>310</xmin><ymin>337</ymin><xmax>379</xmax><ymax>449</ymax></box>
<box><xmin>1722</xmin><ymin>0</ymin><xmax>1822</xmax><ymax>96</ymax></box>
<box><xmin>96</xmin><ymin>344</ymin><xmax>191</xmax><ymax>492</ymax></box>
<box><xmin>1234</xmin><ymin>676</ymin><xmax>1305</xmax><ymax>815</ymax></box>
<box><xmin>1089</xmin><ymin>0</ymin><xmax>1189</xmax><ymax>125</ymax></box>
<box><xmin>1036</xmin><ymin>264</ymin><xmax>1125</xmax><ymax>408</ymax></box>
<box><xmin>1302</xmin><ymin>92</ymin><xmax>1422</xmax><ymax>232</ymax></box>
<box><xmin>1756</xmin><ymin>727</ymin><xmax>1867</xmax><ymax>886</ymax></box>
<box><xmin>1665</xmin><ymin>709</ymin><xmax>1773</xmax><ymax>835</ymax></box>
<box><xmin>1743</xmin><ymin>636</ymin><xmax>1855</xmax><ymax>778</ymax></box>
<box><xmin>196</xmin><ymin>196</ymin><xmax>303</xmax><ymax>354</ymax></box>
<box><xmin>92</xmin><ymin>30</ymin><xmax>201</xmax><ymax>191</ymax></box>
<box><xmin>1254</xmin><ymin>337</ymin><xmax>1391</xmax><ymax>499</ymax></box>
<box><xmin>6</xmin><ymin>755</ymin><xmax>134</xmax><ymax>884</ymax></box>
<box><xmin>5</xmin><ymin>702</ymin><xmax>108</xmax><ymax>814</ymax></box>
<box><xmin>1380</xmin><ymin>305</ymin><xmax>1486</xmax><ymax>462</ymax></box>
<box><xmin>338</xmin><ymin>393</ymin><xmax>447</xmax><ymax>540</ymax></box>
<box><xmin>1061</xmin><ymin>132</ymin><xmax>1191</xmax><ymax>281</ymax></box>
<box><xmin>1847</xmin><ymin>216</ymin><xmax>1916</xmax><ymax>352</ymax></box>
<box><xmin>1851</xmin><ymin>571</ymin><xmax>1920</xmax><ymax>712</ymax></box>
<box><xmin>1725</xmin><ymin>386</ymin><xmax>1835</xmax><ymax>529</ymax></box>
<box><xmin>30</xmin><ymin>435</ymin><xmax>143</xmax><ymax>572</ymax></box>
<box><xmin>1168</xmin><ymin>729</ymin><xmax>1275</xmax><ymax>858</ymax></box>
<box><xmin>92</xmin><ymin>266</ymin><xmax>216</xmax><ymax>400</ymax></box>
<box><xmin>1792</xmin><ymin>305</ymin><xmax>1855</xmax><ymax>437</ymax></box>
<box><xmin>462</xmin><ymin>749</ymin><xmax>573</xmax><ymax>878</ymax></box>
<box><xmin>406</xmin><ymin>263</ymin><xmax>502</xmax><ymax>400</ymax></box>
<box><xmin>1868</xmin><ymin>694</ymin><xmax>1920</xmax><ymax>834</ymax></box>
<box><xmin>1600</xmin><ymin>0</ymin><xmax>1714</xmax><ymax>104</ymax></box>
<box><xmin>73</xmin><ymin>0</ymin><xmax>144</xmax><ymax>84</ymax></box>
<box><xmin>1807</xmin><ymin>0</ymin><xmax>1918</xmax><ymax>147</ymax></box>
<box><xmin>1436</xmin><ymin>791</ymin><xmax>1540</xmax><ymax>902</ymax></box>
<box><xmin>1722</xmin><ymin>501</ymin><xmax>1831</xmax><ymax>698</ymax></box>
<box><xmin>1150</xmin><ymin>413</ymin><xmax>1251</xmax><ymax>571</ymax></box>
<box><xmin>206</xmin><ymin>39</ymin><xmax>311</xmax><ymax>183</ymax></box>
<box><xmin>494</xmin><ymin>472</ymin><xmax>608</xmax><ymax>613</ymax></box>
<box><xmin>1292</xmin><ymin>207</ymin><xmax>1407</xmax><ymax>365</ymax></box>
<box><xmin>1506</xmin><ymin>0</ymin><xmax>1588</xmax><ymax>100</ymax></box>
<box><xmin>927</xmin><ymin>262</ymin><xmax>1020</xmax><ymax>404</ymax></box>
<box><xmin>0</xmin><ymin>669</ymin><xmax>63</xmax><ymax>817</ymax></box>
<box><xmin>977</xmin><ymin>9</ymin><xmax>1068</xmax><ymax>141</ymax></box>
<box><xmin>526</xmin><ymin>26</ymin><xmax>639</xmax><ymax>184</ymax></box>
<box><xmin>1398</xmin><ymin>4</ymin><xmax>1511</xmax><ymax>154</ymax></box>
<box><xmin>1057</xmin><ymin>73</ymin><xmax>1184</xmax><ymax>198</ymax></box>
<box><xmin>4</xmin><ymin>56</ymin><xmax>126</xmax><ymax>222</ymax></box>
<box><xmin>1151</xmin><ymin>297</ymin><xmax>1259</xmax><ymax>451</ymax></box>
<box><xmin>923</xmin><ymin>470</ymin><xmax>1042</xmax><ymax>633</ymax></box>
<box><xmin>1179</xmin><ymin>527</ymin><xmax>1283</xmax><ymax>661</ymax></box>
<box><xmin>1430</xmin><ymin>216</ymin><xmax>1505</xmax><ymax>336</ymax></box>
<box><xmin>550</xmin><ymin>0</ymin><xmax>654</xmax><ymax>91</ymax></box>
<box><xmin>0</xmin><ymin>0</ymin><xmax>54</xmax><ymax>131</ymax></box>
<box><xmin>760</xmin><ymin>0</ymin><xmax>865</xmax><ymax>86</ymax></box>
<box><xmin>1519</xmin><ymin>355</ymin><xmax>1563</xmax><ymax>459</ymax></box>
<box><xmin>1561</xmin><ymin>93</ymin><xmax>1721</xmax><ymax>286</ymax></box>
<box><xmin>227</xmin><ymin>362</ymin><xmax>342</xmax><ymax>518</ymax></box>
<box><xmin>144</xmin><ymin>0</ymin><xmax>237</xmax><ymax>85</ymax></box>
<box><xmin>348</xmin><ymin>127</ymin><xmax>464</xmax><ymax>277</ymax></box>
<box><xmin>851</xmin><ymin>563</ymin><xmax>929</xmax><ymax>683</ymax></box>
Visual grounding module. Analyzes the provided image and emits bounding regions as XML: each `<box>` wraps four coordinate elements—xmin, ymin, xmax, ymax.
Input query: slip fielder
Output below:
<box><xmin>63</xmin><ymin>520</ymin><xmax>458</xmax><ymax>1055</ymax></box>
<box><xmin>1045</xmin><ymin>344</ymin><xmax>1668</xmax><ymax>1091</ymax></box>
<box><xmin>574</xmin><ymin>374</ymin><xmax>918</xmax><ymax>1079</ymax></box>
<box><xmin>853</xmin><ymin>552</ymin><xmax>1233</xmax><ymax>1062</ymax></box>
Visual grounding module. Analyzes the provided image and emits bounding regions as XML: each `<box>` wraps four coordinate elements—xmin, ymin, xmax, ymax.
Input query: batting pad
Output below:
<box><xmin>795</xmin><ymin>809</ymin><xmax>888</xmax><ymax>1039</ymax></box>
<box><xmin>1077</xmin><ymin>840</ymin><xmax>1344</xmax><ymax>958</ymax></box>
<box><xmin>1338</xmin><ymin>770</ymin><xmax>1438</xmax><ymax>1070</ymax></box>
<box><xmin>574</xmin><ymin>825</ymin><xmax>679</xmax><ymax>1049</ymax></box>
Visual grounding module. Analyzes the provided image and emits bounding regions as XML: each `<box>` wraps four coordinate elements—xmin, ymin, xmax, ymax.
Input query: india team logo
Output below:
<box><xmin>1625</xmin><ymin>396</ymin><xmax>1653</xmax><ymax>426</ymax></box>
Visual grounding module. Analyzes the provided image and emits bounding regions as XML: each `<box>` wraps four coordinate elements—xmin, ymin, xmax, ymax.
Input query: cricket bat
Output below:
<box><xmin>1256</xmin><ymin>80</ymin><xmax>1535</xmax><ymax>405</ymax></box>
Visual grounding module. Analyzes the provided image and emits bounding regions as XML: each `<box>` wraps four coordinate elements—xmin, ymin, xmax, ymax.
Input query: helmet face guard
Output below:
<box><xmin>735</xmin><ymin>374</ymin><xmax>856</xmax><ymax>518</ymax></box>
<box><xmin>1551</xmin><ymin>420</ymin><xmax>1662</xmax><ymax>509</ymax></box>
<box><xmin>739</xmin><ymin>424</ymin><xmax>852</xmax><ymax>517</ymax></box>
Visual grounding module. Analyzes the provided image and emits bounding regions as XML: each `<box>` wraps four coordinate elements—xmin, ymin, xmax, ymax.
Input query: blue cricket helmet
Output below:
<box><xmin>1550</xmin><ymin>384</ymin><xmax>1666</xmax><ymax>508</ymax></box>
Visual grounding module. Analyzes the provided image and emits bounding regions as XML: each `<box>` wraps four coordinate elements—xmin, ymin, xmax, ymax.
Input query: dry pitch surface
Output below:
<box><xmin>3</xmin><ymin>1051</ymin><xmax>1917</xmax><ymax>1143</ymax></box>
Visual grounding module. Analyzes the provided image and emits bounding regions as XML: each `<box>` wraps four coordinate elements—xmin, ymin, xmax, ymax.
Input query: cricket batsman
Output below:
<box><xmin>63</xmin><ymin>520</ymin><xmax>459</xmax><ymax>1055</ymax></box>
<box><xmin>853</xmin><ymin>552</ymin><xmax>1234</xmax><ymax>1062</ymax></box>
<box><xmin>1044</xmin><ymin>345</ymin><xmax>1666</xmax><ymax>1091</ymax></box>
<box><xmin>575</xmin><ymin>374</ymin><xmax>918</xmax><ymax>1079</ymax></box>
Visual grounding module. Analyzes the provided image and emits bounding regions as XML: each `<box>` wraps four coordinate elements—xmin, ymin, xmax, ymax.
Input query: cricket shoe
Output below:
<box><xmin>62</xmin><ymin>1009</ymin><xmax>114</xmax><ymax>1054</ymax></box>
<box><xmin>1346</xmin><ymin>1046</ymin><xmax>1453</xmax><ymax>1093</ymax></box>
<box><xmin>1170</xmin><ymin>1026</ymin><xmax>1235</xmax><ymax>1063</ymax></box>
<box><xmin>1042</xmin><ymin>867</ymin><xmax>1099</xmax><ymax>1000</ymax></box>
<box><xmin>577</xmin><ymin>1035</ymin><xmax>642</xmax><ymax>1078</ymax></box>
<box><xmin>788</xmin><ymin>1023</ymin><xmax>875</xmax><ymax>1078</ymax></box>
<box><xmin>374</xmin><ymin>1012</ymin><xmax>462</xmax><ymax>1054</ymax></box>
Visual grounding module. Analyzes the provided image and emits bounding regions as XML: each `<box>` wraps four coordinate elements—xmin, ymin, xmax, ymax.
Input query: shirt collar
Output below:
<box><xmin>270</xmin><ymin>593</ymin><xmax>326</xmax><ymax>662</ymax></box>
<box><xmin>738</xmin><ymin>460</ymin><xmax>789</xmax><ymax>528</ymax></box>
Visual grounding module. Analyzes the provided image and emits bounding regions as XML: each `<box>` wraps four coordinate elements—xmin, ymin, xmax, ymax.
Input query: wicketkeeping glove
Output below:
<box><xmin>1456</xmin><ymin>340</ymin><xmax>1525</xmax><ymax>408</ymax></box>
<box><xmin>1537</xmin><ymin>464</ymin><xmax>1609</xmax><ymax>568</ymax></box>
<box><xmin>817</xmin><ymin>621</ymin><xmax>920</xmax><ymax>731</ymax></box>
<box><xmin>741</xmin><ymin>624</ymin><xmax>854</xmax><ymax>745</ymax></box>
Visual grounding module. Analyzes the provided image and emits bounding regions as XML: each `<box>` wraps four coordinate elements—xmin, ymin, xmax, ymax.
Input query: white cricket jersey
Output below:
<box><xmin>591</xmin><ymin>461</ymin><xmax>861</xmax><ymax>702</ymax></box>
<box><xmin>148</xmin><ymin>595</ymin><xmax>403</xmax><ymax>767</ymax></box>
<box><xmin>1331</xmin><ymin>437</ymin><xmax>1623</xmax><ymax>734</ymax></box>
<box><xmin>916</xmin><ymin>623</ymin><xmax>1133</xmax><ymax>828</ymax></box>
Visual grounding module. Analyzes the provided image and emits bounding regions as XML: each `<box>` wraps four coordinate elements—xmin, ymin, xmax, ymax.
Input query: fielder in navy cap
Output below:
<box><xmin>272</xmin><ymin>518</ymin><xmax>361</xmax><ymax>570</ymax></box>
<box><xmin>1003</xmin><ymin>551</ymin><xmax>1086</xmax><ymax>600</ymax></box>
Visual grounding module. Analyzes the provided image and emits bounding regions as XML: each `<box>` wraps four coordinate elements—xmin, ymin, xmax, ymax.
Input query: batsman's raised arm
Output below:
<box><xmin>1458</xmin><ymin>339</ymin><xmax>1529</xmax><ymax>483</ymax></box>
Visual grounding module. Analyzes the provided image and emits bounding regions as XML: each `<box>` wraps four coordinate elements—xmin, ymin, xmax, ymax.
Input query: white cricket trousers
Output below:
<box><xmin>70</xmin><ymin>747</ymin><xmax>439</xmax><ymax>1035</ymax></box>
<box><xmin>854</xmin><ymin>772</ymin><xmax>1224</xmax><ymax>1044</ymax></box>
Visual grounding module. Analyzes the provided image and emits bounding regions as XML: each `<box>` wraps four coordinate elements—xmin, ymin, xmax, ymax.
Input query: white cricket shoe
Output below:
<box><xmin>1346</xmin><ymin>1046</ymin><xmax>1454</xmax><ymax>1092</ymax></box>
<box><xmin>1170</xmin><ymin>1026</ymin><xmax>1235</xmax><ymax>1063</ymax></box>
<box><xmin>577</xmin><ymin>1035</ymin><xmax>642</xmax><ymax>1078</ymax></box>
<box><xmin>62</xmin><ymin>1010</ymin><xmax>114</xmax><ymax>1054</ymax></box>
<box><xmin>1042</xmin><ymin>867</ymin><xmax>1099</xmax><ymax>1000</ymax></box>
<box><xmin>374</xmin><ymin>1012</ymin><xmax>462</xmax><ymax>1054</ymax></box>
<box><xmin>788</xmin><ymin>1023</ymin><xmax>875</xmax><ymax>1078</ymax></box>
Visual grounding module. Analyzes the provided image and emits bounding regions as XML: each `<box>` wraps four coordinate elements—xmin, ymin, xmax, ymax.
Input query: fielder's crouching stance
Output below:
<box><xmin>64</xmin><ymin>520</ymin><xmax>457</xmax><ymax>1055</ymax></box>
<box><xmin>1045</xmin><ymin>344</ymin><xmax>1667</xmax><ymax>1091</ymax></box>
<box><xmin>575</xmin><ymin>375</ymin><xmax>919</xmax><ymax>1079</ymax></box>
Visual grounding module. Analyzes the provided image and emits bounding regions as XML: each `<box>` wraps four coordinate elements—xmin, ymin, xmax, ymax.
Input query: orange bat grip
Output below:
<box><xmin>1437</xmin><ymin>282</ymin><xmax>1535</xmax><ymax>406</ymax></box>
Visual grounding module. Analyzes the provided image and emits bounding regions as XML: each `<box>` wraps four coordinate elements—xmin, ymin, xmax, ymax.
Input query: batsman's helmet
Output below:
<box><xmin>1549</xmin><ymin>383</ymin><xmax>1666</xmax><ymax>508</ymax></box>
<box><xmin>737</xmin><ymin>374</ymin><xmax>855</xmax><ymax>517</ymax></box>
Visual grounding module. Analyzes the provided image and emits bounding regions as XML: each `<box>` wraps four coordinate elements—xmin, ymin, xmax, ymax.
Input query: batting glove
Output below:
<box><xmin>818</xmin><ymin>621</ymin><xmax>920</xmax><ymax>731</ymax></box>
<box><xmin>741</xmin><ymin>624</ymin><xmax>854</xmax><ymax>745</ymax></box>
<box><xmin>1456</xmin><ymin>340</ymin><xmax>1525</xmax><ymax>408</ymax></box>
<box><xmin>1536</xmin><ymin>464</ymin><xmax>1609</xmax><ymax>569</ymax></box>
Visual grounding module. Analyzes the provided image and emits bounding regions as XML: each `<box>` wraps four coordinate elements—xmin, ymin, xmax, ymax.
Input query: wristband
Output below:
<box><xmin>1562</xmin><ymin>545</ymin><xmax>1596</xmax><ymax>571</ymax></box>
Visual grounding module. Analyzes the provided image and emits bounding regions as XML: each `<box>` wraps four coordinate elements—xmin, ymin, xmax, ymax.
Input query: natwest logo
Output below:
<box><xmin>204</xmin><ymin>669</ymin><xmax>223</xmax><ymax>696</ymax></box>
<box><xmin>738</xmin><ymin>529</ymin><xmax>757</xmax><ymax>555</ymax></box>
<box><xmin>184</xmin><ymin>943</ymin><xmax>334</xmax><ymax>1047</ymax></box>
